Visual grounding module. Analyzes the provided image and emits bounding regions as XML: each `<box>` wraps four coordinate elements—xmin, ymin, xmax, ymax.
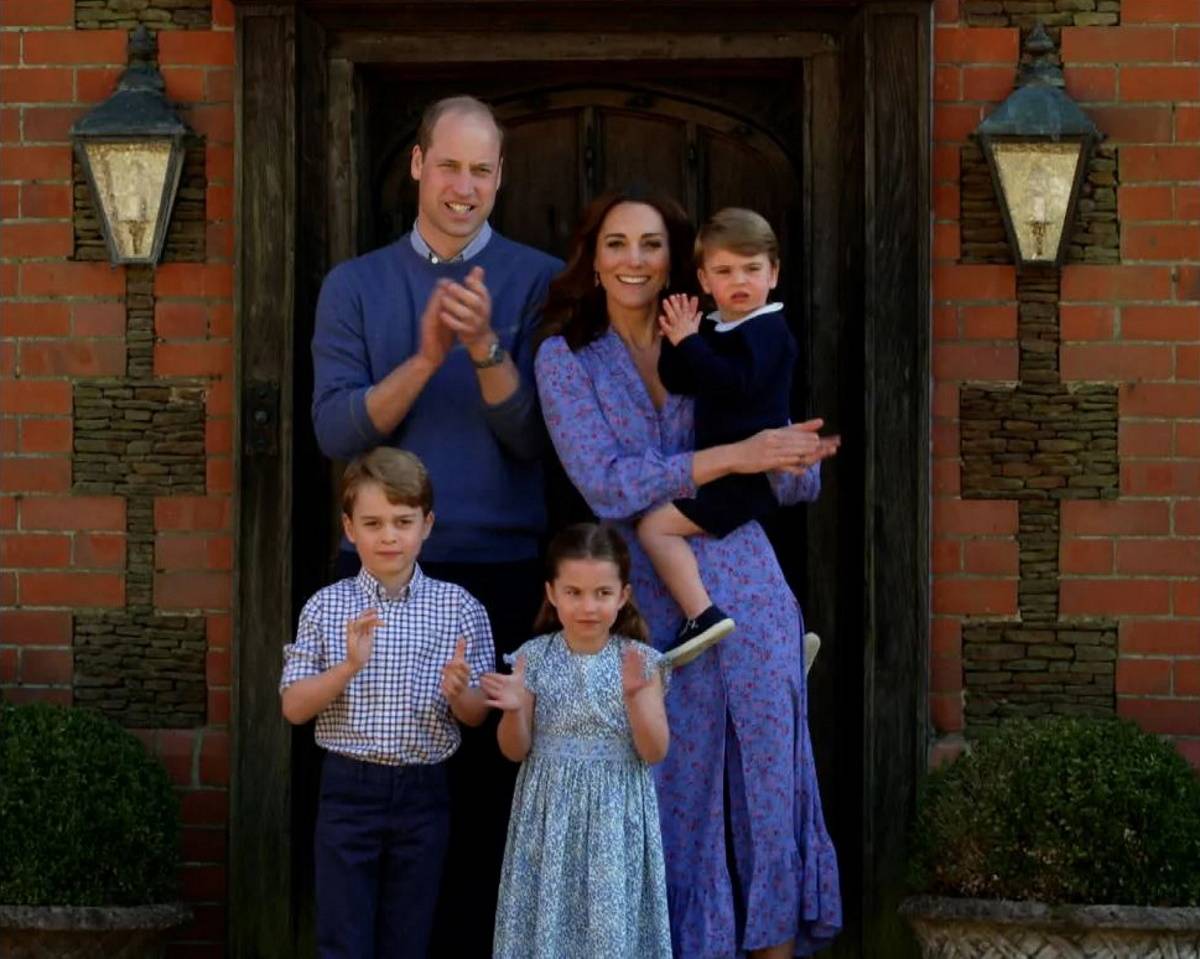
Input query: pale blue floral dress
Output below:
<box><xmin>492</xmin><ymin>632</ymin><xmax>672</xmax><ymax>959</ymax></box>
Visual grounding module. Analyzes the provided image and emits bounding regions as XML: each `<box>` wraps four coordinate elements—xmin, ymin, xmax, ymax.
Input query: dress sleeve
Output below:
<box><xmin>535</xmin><ymin>336</ymin><xmax>696</xmax><ymax>520</ymax></box>
<box><xmin>638</xmin><ymin>641</ymin><xmax>672</xmax><ymax>692</ymax></box>
<box><xmin>503</xmin><ymin>634</ymin><xmax>552</xmax><ymax>697</ymax></box>
<box><xmin>771</xmin><ymin>460</ymin><xmax>822</xmax><ymax>504</ymax></box>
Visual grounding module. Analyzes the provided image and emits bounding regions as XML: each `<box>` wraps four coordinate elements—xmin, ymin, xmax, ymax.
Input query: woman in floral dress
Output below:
<box><xmin>533</xmin><ymin>191</ymin><xmax>843</xmax><ymax>958</ymax></box>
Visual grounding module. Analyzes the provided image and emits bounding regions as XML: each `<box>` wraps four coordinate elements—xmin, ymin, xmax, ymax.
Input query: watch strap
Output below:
<box><xmin>470</xmin><ymin>339</ymin><xmax>507</xmax><ymax>369</ymax></box>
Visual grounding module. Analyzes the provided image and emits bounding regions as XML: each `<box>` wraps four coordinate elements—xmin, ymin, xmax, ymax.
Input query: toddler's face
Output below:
<box><xmin>698</xmin><ymin>249</ymin><xmax>779</xmax><ymax>322</ymax></box>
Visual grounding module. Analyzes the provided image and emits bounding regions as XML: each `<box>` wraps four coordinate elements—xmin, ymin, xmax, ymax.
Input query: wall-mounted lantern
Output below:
<box><xmin>975</xmin><ymin>23</ymin><xmax>1101</xmax><ymax>269</ymax></box>
<box><xmin>70</xmin><ymin>26</ymin><xmax>189</xmax><ymax>266</ymax></box>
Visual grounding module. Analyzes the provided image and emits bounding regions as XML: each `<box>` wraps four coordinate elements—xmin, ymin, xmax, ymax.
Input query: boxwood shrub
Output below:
<box><xmin>909</xmin><ymin>716</ymin><xmax>1200</xmax><ymax>907</ymax></box>
<box><xmin>0</xmin><ymin>702</ymin><xmax>180</xmax><ymax>906</ymax></box>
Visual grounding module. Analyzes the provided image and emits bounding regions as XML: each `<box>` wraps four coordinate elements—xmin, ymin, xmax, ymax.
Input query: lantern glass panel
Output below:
<box><xmin>83</xmin><ymin>139</ymin><xmax>174</xmax><ymax>262</ymax></box>
<box><xmin>991</xmin><ymin>140</ymin><xmax>1083</xmax><ymax>264</ymax></box>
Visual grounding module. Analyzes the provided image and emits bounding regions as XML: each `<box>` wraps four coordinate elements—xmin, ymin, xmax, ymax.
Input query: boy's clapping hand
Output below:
<box><xmin>345</xmin><ymin>609</ymin><xmax>378</xmax><ymax>670</ymax></box>
<box><xmin>441</xmin><ymin>637</ymin><xmax>471</xmax><ymax>702</ymax></box>
<box><xmin>658</xmin><ymin>293</ymin><xmax>702</xmax><ymax>346</ymax></box>
<box><xmin>481</xmin><ymin>656</ymin><xmax>529</xmax><ymax>712</ymax></box>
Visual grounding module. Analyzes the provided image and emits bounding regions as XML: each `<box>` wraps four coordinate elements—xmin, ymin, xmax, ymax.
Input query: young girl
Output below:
<box><xmin>482</xmin><ymin>523</ymin><xmax>672</xmax><ymax>959</ymax></box>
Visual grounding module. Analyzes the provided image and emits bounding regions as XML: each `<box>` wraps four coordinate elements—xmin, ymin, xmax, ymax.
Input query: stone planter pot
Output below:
<box><xmin>901</xmin><ymin>896</ymin><xmax>1200</xmax><ymax>959</ymax></box>
<box><xmin>0</xmin><ymin>903</ymin><xmax>191</xmax><ymax>959</ymax></box>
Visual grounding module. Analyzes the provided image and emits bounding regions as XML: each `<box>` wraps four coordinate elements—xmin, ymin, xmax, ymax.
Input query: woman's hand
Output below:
<box><xmin>481</xmin><ymin>656</ymin><xmax>530</xmax><ymax>712</ymax></box>
<box><xmin>734</xmin><ymin>419</ymin><xmax>841</xmax><ymax>474</ymax></box>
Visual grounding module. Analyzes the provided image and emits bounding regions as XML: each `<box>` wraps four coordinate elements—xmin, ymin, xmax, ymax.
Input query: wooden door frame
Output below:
<box><xmin>230</xmin><ymin>4</ymin><xmax>930</xmax><ymax>956</ymax></box>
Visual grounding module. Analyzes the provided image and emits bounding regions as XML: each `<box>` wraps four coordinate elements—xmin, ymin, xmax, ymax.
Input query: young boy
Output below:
<box><xmin>641</xmin><ymin>208</ymin><xmax>798</xmax><ymax>667</ymax></box>
<box><xmin>279</xmin><ymin>447</ymin><xmax>493</xmax><ymax>959</ymax></box>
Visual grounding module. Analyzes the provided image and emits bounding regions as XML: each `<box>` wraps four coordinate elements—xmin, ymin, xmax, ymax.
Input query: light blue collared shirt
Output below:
<box><xmin>410</xmin><ymin>220</ymin><xmax>493</xmax><ymax>263</ymax></box>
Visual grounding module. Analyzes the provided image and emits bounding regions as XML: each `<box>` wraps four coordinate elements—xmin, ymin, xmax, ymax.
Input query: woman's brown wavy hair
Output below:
<box><xmin>536</xmin><ymin>188</ymin><xmax>697</xmax><ymax>353</ymax></box>
<box><xmin>533</xmin><ymin>522</ymin><xmax>650</xmax><ymax>643</ymax></box>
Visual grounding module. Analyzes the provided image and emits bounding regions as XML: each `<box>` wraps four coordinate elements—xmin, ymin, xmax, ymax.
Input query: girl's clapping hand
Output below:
<box><xmin>481</xmin><ymin>656</ymin><xmax>529</xmax><ymax>711</ymax></box>
<box><xmin>621</xmin><ymin>645</ymin><xmax>654</xmax><ymax>698</ymax></box>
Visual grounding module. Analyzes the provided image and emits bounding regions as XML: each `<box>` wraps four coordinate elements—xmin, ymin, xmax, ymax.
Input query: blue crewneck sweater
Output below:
<box><xmin>312</xmin><ymin>232</ymin><xmax>562</xmax><ymax>563</ymax></box>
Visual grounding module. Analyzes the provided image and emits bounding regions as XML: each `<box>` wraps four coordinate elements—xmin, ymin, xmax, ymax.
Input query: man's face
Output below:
<box><xmin>410</xmin><ymin>110</ymin><xmax>503</xmax><ymax>259</ymax></box>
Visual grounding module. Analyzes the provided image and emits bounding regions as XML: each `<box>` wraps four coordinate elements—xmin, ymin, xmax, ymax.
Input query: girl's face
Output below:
<box><xmin>545</xmin><ymin>557</ymin><xmax>631</xmax><ymax>648</ymax></box>
<box><xmin>592</xmin><ymin>202</ymin><xmax>671</xmax><ymax>316</ymax></box>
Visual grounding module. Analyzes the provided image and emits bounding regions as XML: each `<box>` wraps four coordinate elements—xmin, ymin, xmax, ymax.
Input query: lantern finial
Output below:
<box><xmin>1018</xmin><ymin>22</ymin><xmax>1064</xmax><ymax>90</ymax></box>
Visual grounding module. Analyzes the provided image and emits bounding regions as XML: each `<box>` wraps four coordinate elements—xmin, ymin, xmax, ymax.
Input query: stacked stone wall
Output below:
<box><xmin>931</xmin><ymin>0</ymin><xmax>1200</xmax><ymax>768</ymax></box>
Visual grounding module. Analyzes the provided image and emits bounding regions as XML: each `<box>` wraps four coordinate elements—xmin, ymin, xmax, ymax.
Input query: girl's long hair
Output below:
<box><xmin>533</xmin><ymin>523</ymin><xmax>650</xmax><ymax>643</ymax></box>
<box><xmin>536</xmin><ymin>188</ymin><xmax>697</xmax><ymax>353</ymax></box>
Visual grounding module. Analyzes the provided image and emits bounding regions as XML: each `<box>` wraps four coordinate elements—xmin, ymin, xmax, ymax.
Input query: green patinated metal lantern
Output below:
<box><xmin>975</xmin><ymin>23</ymin><xmax>1101</xmax><ymax>269</ymax></box>
<box><xmin>70</xmin><ymin>26</ymin><xmax>189</xmax><ymax>266</ymax></box>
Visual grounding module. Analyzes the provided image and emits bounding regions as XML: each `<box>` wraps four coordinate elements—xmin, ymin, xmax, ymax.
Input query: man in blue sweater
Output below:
<box><xmin>310</xmin><ymin>95</ymin><xmax>561</xmax><ymax>957</ymax></box>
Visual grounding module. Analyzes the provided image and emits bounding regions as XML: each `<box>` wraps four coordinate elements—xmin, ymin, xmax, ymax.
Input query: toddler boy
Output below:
<box><xmin>641</xmin><ymin>208</ymin><xmax>797</xmax><ymax>667</ymax></box>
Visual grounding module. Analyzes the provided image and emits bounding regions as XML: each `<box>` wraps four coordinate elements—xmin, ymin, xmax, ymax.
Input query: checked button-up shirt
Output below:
<box><xmin>280</xmin><ymin>564</ymin><xmax>494</xmax><ymax>765</ymax></box>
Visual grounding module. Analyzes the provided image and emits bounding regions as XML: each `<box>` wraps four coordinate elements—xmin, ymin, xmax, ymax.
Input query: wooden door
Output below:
<box><xmin>235</xmin><ymin>10</ymin><xmax>931</xmax><ymax>958</ymax></box>
<box><xmin>367</xmin><ymin>80</ymin><xmax>803</xmax><ymax>274</ymax></box>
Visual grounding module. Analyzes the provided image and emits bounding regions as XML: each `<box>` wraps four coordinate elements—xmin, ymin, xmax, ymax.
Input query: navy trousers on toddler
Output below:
<box><xmin>315</xmin><ymin>751</ymin><xmax>450</xmax><ymax>959</ymax></box>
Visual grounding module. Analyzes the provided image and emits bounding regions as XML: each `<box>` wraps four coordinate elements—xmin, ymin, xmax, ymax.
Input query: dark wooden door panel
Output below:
<box><xmin>597</xmin><ymin>109</ymin><xmax>687</xmax><ymax>199</ymax></box>
<box><xmin>492</xmin><ymin>111</ymin><xmax>582</xmax><ymax>258</ymax></box>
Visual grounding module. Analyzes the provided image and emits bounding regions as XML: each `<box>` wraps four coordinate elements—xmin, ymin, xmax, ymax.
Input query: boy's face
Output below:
<box><xmin>342</xmin><ymin>481</ymin><xmax>433</xmax><ymax>588</ymax></box>
<box><xmin>697</xmin><ymin>248</ymin><xmax>779</xmax><ymax>322</ymax></box>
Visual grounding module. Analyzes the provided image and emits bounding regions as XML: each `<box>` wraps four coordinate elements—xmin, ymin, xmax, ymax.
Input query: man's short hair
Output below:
<box><xmin>415</xmin><ymin>95</ymin><xmax>505</xmax><ymax>157</ymax></box>
<box><xmin>342</xmin><ymin>448</ymin><xmax>434</xmax><ymax>516</ymax></box>
<box><xmin>695</xmin><ymin>207</ymin><xmax>779</xmax><ymax>266</ymax></box>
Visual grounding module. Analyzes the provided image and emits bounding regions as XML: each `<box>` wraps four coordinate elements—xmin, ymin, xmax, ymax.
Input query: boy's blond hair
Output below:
<box><xmin>341</xmin><ymin>448</ymin><xmax>433</xmax><ymax>516</ymax></box>
<box><xmin>694</xmin><ymin>207</ymin><xmax>779</xmax><ymax>267</ymax></box>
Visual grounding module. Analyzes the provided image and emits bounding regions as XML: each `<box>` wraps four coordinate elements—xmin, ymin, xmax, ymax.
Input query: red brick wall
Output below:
<box><xmin>932</xmin><ymin>2</ymin><xmax>1200</xmax><ymax>767</ymax></box>
<box><xmin>0</xmin><ymin>3</ymin><xmax>234</xmax><ymax>956</ymax></box>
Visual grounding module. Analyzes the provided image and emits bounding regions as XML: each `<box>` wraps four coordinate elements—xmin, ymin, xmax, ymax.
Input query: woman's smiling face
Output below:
<box><xmin>593</xmin><ymin>202</ymin><xmax>671</xmax><ymax>314</ymax></box>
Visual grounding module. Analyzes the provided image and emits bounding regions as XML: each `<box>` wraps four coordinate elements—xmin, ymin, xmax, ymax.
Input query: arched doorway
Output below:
<box><xmin>234</xmin><ymin>9</ymin><xmax>931</xmax><ymax>957</ymax></box>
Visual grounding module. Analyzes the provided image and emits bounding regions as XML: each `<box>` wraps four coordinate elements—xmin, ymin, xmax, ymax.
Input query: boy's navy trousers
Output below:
<box><xmin>315</xmin><ymin>751</ymin><xmax>450</xmax><ymax>959</ymax></box>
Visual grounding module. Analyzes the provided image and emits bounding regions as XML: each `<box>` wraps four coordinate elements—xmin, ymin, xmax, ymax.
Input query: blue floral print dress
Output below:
<box><xmin>535</xmin><ymin>332</ymin><xmax>842</xmax><ymax>958</ymax></box>
<box><xmin>492</xmin><ymin>632</ymin><xmax>672</xmax><ymax>959</ymax></box>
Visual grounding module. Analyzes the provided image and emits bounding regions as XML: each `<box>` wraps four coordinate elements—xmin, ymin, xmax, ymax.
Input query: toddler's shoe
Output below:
<box><xmin>803</xmin><ymin>631</ymin><xmax>821</xmax><ymax>676</ymax></box>
<box><xmin>664</xmin><ymin>605</ymin><xmax>734</xmax><ymax>668</ymax></box>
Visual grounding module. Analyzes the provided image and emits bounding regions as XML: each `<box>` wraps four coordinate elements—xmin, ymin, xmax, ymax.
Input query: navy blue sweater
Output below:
<box><xmin>311</xmin><ymin>232</ymin><xmax>561</xmax><ymax>563</ymax></box>
<box><xmin>658</xmin><ymin>304</ymin><xmax>797</xmax><ymax>449</ymax></box>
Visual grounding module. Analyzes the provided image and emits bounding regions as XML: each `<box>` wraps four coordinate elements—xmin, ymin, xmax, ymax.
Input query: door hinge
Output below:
<box><xmin>243</xmin><ymin>380</ymin><xmax>280</xmax><ymax>457</ymax></box>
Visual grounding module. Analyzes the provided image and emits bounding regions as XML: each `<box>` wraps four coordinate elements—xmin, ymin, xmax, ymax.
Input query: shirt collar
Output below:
<box><xmin>355</xmin><ymin>563</ymin><xmax>425</xmax><ymax>604</ymax></box>
<box><xmin>410</xmin><ymin>221</ymin><xmax>493</xmax><ymax>264</ymax></box>
<box><xmin>706</xmin><ymin>300</ymin><xmax>784</xmax><ymax>333</ymax></box>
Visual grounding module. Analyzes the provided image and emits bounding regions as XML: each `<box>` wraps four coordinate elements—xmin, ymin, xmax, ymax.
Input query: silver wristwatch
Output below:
<box><xmin>470</xmin><ymin>338</ymin><xmax>507</xmax><ymax>369</ymax></box>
